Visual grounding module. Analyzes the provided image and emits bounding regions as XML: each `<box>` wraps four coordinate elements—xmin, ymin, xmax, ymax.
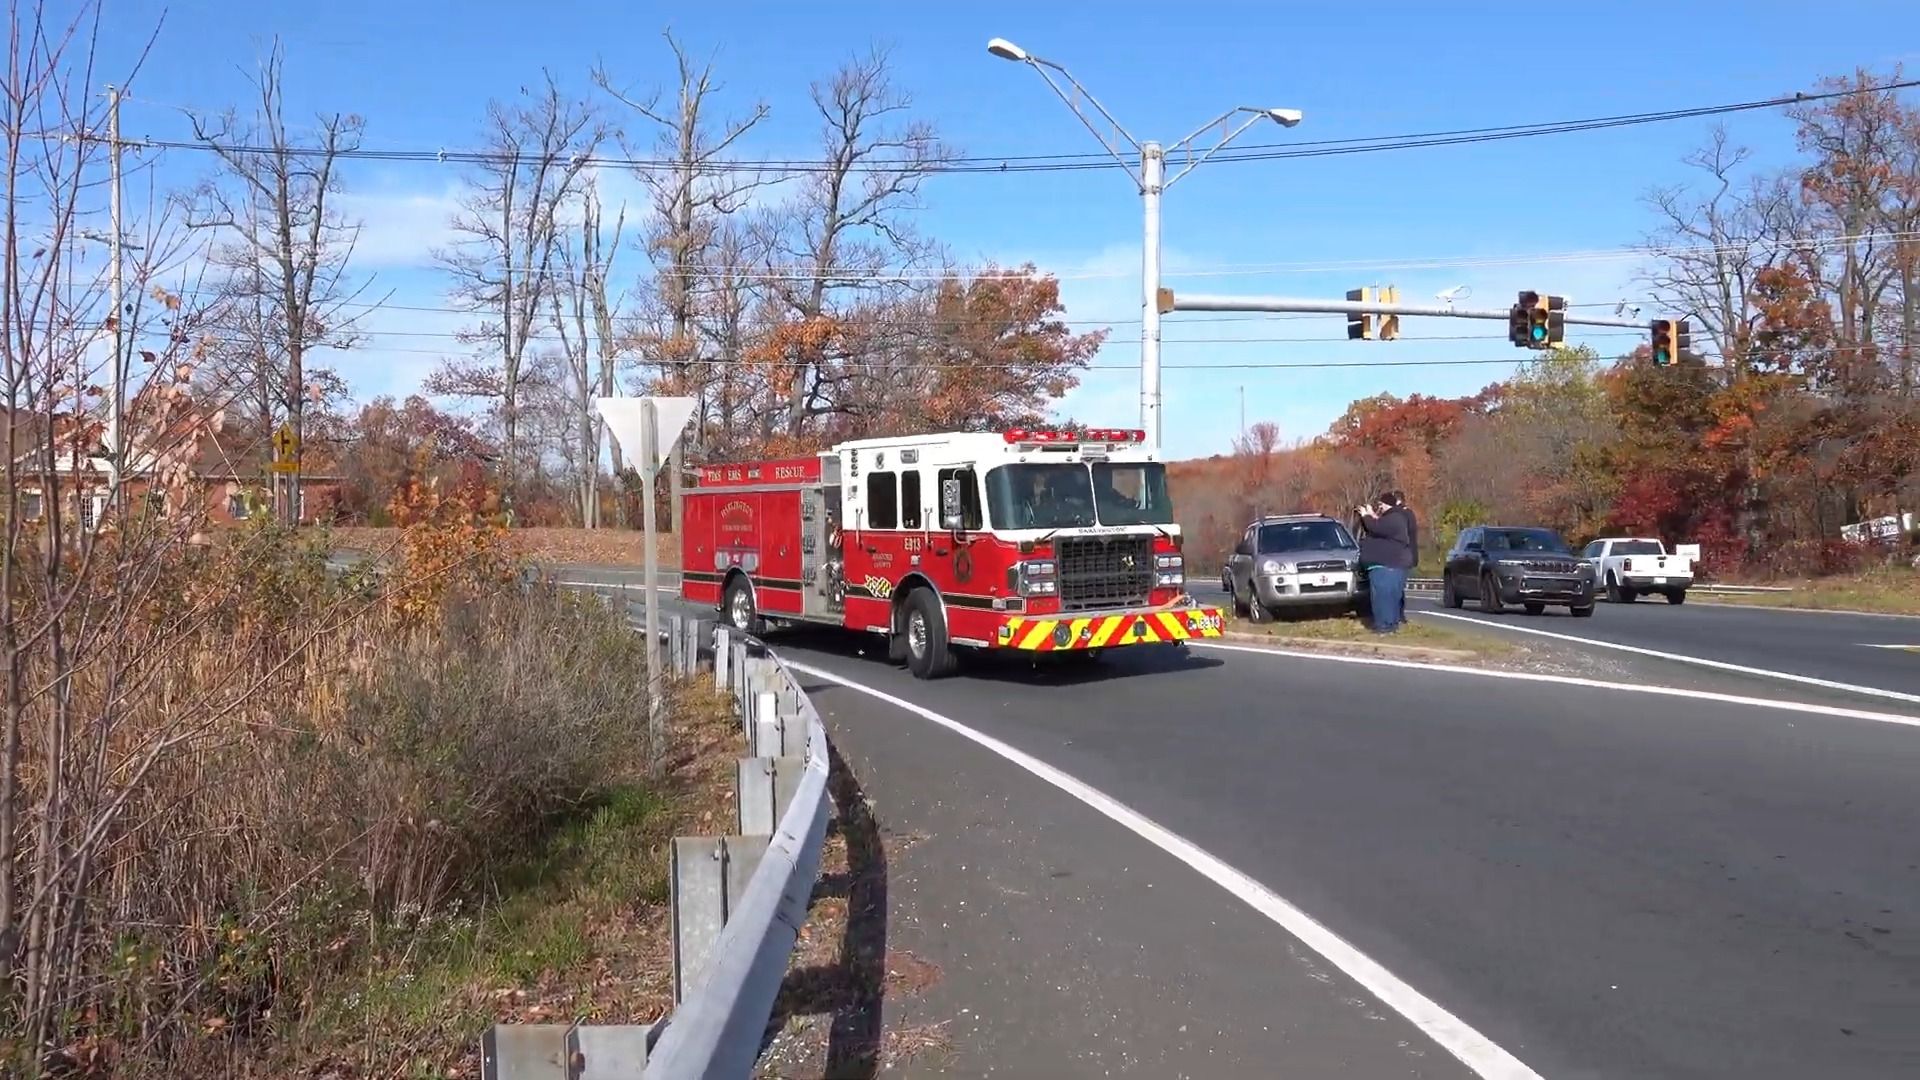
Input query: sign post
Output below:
<box><xmin>595</xmin><ymin>396</ymin><xmax>697</xmax><ymax>757</ymax></box>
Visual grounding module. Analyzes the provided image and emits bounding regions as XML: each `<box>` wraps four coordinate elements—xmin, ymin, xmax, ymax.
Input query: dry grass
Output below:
<box><xmin>3</xmin><ymin>511</ymin><xmax>728</xmax><ymax>1079</ymax></box>
<box><xmin>1696</xmin><ymin>566</ymin><xmax>1920</xmax><ymax>615</ymax></box>
<box><xmin>294</xmin><ymin>678</ymin><xmax>745</xmax><ymax>1080</ymax></box>
<box><xmin>1225</xmin><ymin>608</ymin><xmax>1514</xmax><ymax>659</ymax></box>
<box><xmin>328</xmin><ymin>526</ymin><xmax>679</xmax><ymax>569</ymax></box>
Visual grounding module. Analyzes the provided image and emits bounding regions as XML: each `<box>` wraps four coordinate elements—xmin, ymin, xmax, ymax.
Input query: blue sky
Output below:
<box><xmin>95</xmin><ymin>0</ymin><xmax>1920</xmax><ymax>460</ymax></box>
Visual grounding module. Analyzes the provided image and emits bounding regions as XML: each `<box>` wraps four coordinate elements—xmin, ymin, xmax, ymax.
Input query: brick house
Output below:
<box><xmin>5</xmin><ymin>405</ymin><xmax>341</xmax><ymax>528</ymax></box>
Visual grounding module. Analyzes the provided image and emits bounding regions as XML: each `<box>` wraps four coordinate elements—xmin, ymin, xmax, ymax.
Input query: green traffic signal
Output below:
<box><xmin>1530</xmin><ymin>324</ymin><xmax>1547</xmax><ymax>343</ymax></box>
<box><xmin>1650</xmin><ymin>318</ymin><xmax>1674</xmax><ymax>366</ymax></box>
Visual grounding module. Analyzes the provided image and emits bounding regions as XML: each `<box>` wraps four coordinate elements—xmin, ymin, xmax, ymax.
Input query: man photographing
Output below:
<box><xmin>1355</xmin><ymin>491</ymin><xmax>1416</xmax><ymax>634</ymax></box>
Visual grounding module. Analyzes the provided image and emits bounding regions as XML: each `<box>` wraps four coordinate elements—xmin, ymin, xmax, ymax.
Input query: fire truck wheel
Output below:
<box><xmin>902</xmin><ymin>589</ymin><xmax>958</xmax><ymax>679</ymax></box>
<box><xmin>723</xmin><ymin>577</ymin><xmax>764</xmax><ymax>635</ymax></box>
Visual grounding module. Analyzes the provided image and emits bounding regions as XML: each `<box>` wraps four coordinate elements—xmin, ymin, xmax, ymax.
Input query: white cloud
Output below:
<box><xmin>336</xmin><ymin>187</ymin><xmax>464</xmax><ymax>268</ymax></box>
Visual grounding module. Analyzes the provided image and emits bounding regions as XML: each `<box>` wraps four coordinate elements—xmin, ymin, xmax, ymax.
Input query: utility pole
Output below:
<box><xmin>987</xmin><ymin>37</ymin><xmax>1302</xmax><ymax>455</ymax></box>
<box><xmin>1238</xmin><ymin>385</ymin><xmax>1246</xmax><ymax>436</ymax></box>
<box><xmin>107</xmin><ymin>84</ymin><xmax>125</xmax><ymax>518</ymax></box>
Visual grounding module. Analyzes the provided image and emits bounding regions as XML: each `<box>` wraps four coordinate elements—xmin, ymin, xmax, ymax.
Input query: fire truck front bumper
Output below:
<box><xmin>996</xmin><ymin>603</ymin><xmax>1226</xmax><ymax>652</ymax></box>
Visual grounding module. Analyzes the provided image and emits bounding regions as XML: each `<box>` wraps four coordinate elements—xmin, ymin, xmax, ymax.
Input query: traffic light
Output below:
<box><xmin>1546</xmin><ymin>294</ymin><xmax>1566</xmax><ymax>346</ymax></box>
<box><xmin>1674</xmin><ymin>318</ymin><xmax>1691</xmax><ymax>362</ymax></box>
<box><xmin>1509</xmin><ymin>291</ymin><xmax>1550</xmax><ymax>349</ymax></box>
<box><xmin>1650</xmin><ymin>319</ymin><xmax>1674</xmax><ymax>366</ymax></box>
<box><xmin>1346</xmin><ymin>287</ymin><xmax>1373</xmax><ymax>340</ymax></box>
<box><xmin>1508</xmin><ymin>298</ymin><xmax>1531</xmax><ymax>347</ymax></box>
<box><xmin>1378</xmin><ymin>285</ymin><xmax>1400</xmax><ymax>341</ymax></box>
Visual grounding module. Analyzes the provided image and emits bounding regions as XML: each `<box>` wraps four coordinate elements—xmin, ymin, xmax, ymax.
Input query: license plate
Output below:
<box><xmin>1653</xmin><ymin>576</ymin><xmax>1667</xmax><ymax>584</ymax></box>
<box><xmin>1316</xmin><ymin>575</ymin><xmax>1334</xmax><ymax>586</ymax></box>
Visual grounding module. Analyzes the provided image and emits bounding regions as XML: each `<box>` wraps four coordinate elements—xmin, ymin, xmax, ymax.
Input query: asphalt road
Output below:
<box><xmin>1407</xmin><ymin>594</ymin><xmax>1920</xmax><ymax>705</ymax></box>
<box><xmin>722</xmin><ymin>626</ymin><xmax>1920</xmax><ymax>1079</ymax></box>
<box><xmin>1190</xmin><ymin>579</ymin><xmax>1920</xmax><ymax>709</ymax></box>
<box><xmin>559</xmin><ymin>570</ymin><xmax>1920</xmax><ymax>1074</ymax></box>
<box><xmin>794</xmin><ymin>666</ymin><xmax>1479</xmax><ymax>1078</ymax></box>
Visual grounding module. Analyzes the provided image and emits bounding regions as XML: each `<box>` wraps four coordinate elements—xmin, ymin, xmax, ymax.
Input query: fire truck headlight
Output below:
<box><xmin>1154</xmin><ymin>553</ymin><xmax>1184</xmax><ymax>586</ymax></box>
<box><xmin>1015</xmin><ymin>559</ymin><xmax>1058</xmax><ymax>596</ymax></box>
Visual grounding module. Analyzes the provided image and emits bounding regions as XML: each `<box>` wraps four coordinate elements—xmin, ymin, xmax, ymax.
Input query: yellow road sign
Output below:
<box><xmin>272</xmin><ymin>424</ymin><xmax>299</xmax><ymax>461</ymax></box>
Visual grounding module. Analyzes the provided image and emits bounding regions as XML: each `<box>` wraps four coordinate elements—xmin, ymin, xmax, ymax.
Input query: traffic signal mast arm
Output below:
<box><xmin>1165</xmin><ymin>290</ymin><xmax>1647</xmax><ymax>330</ymax></box>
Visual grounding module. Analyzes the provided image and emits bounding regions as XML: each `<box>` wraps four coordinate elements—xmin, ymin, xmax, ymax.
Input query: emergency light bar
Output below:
<box><xmin>1001</xmin><ymin>428</ymin><xmax>1147</xmax><ymax>444</ymax></box>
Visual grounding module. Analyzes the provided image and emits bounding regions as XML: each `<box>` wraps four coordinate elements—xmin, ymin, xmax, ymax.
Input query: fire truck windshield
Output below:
<box><xmin>984</xmin><ymin>462</ymin><xmax>1174</xmax><ymax>530</ymax></box>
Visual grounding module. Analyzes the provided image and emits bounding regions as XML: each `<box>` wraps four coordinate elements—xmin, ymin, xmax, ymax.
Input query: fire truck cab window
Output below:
<box><xmin>935</xmin><ymin>468</ymin><xmax>983</xmax><ymax>530</ymax></box>
<box><xmin>900</xmin><ymin>471</ymin><xmax>922</xmax><ymax>529</ymax></box>
<box><xmin>866</xmin><ymin>471</ymin><xmax>898</xmax><ymax>529</ymax></box>
<box><xmin>1090</xmin><ymin>462</ymin><xmax>1174</xmax><ymax>526</ymax></box>
<box><xmin>985</xmin><ymin>464</ymin><xmax>1097</xmax><ymax>529</ymax></box>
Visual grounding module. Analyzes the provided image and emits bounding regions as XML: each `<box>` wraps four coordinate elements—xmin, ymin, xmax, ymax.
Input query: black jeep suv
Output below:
<box><xmin>1442</xmin><ymin>525</ymin><xmax>1596</xmax><ymax>617</ymax></box>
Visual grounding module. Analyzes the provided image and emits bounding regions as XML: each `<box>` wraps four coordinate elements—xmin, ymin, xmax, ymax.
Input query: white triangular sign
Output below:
<box><xmin>595</xmin><ymin>396</ymin><xmax>697</xmax><ymax>474</ymax></box>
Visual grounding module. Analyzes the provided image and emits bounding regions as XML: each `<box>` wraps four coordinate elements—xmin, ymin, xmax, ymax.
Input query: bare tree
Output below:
<box><xmin>188</xmin><ymin>39</ymin><xmax>370</xmax><ymax>524</ymax></box>
<box><xmin>433</xmin><ymin>74</ymin><xmax>604</xmax><ymax>510</ymax></box>
<box><xmin>550</xmin><ymin>180</ymin><xmax>627</xmax><ymax>525</ymax></box>
<box><xmin>764</xmin><ymin>48</ymin><xmax>955</xmax><ymax>439</ymax></box>
<box><xmin>598</xmin><ymin>32</ymin><xmax>770</xmax><ymax>529</ymax></box>
<box><xmin>1640</xmin><ymin>127</ymin><xmax>1809</xmax><ymax>377</ymax></box>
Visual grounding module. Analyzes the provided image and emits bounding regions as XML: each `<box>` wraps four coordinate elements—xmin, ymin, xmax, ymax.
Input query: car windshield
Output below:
<box><xmin>985</xmin><ymin>462</ymin><xmax>1173</xmax><ymax>529</ymax></box>
<box><xmin>1257</xmin><ymin>520</ymin><xmax>1354</xmax><ymax>553</ymax></box>
<box><xmin>1612</xmin><ymin>540</ymin><xmax>1664</xmax><ymax>555</ymax></box>
<box><xmin>1485</xmin><ymin>528</ymin><xmax>1571</xmax><ymax>553</ymax></box>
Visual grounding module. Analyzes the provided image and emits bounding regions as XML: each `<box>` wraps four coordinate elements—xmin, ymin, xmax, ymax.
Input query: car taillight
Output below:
<box><xmin>1624</xmin><ymin>558</ymin><xmax>1635</xmax><ymax>572</ymax></box>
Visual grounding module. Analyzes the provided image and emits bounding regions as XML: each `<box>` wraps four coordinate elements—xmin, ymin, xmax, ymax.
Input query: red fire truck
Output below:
<box><xmin>681</xmin><ymin>427</ymin><xmax>1225</xmax><ymax>678</ymax></box>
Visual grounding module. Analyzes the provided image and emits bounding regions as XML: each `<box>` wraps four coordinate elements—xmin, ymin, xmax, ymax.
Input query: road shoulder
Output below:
<box><xmin>756</xmin><ymin>668</ymin><xmax>1482</xmax><ymax>1079</ymax></box>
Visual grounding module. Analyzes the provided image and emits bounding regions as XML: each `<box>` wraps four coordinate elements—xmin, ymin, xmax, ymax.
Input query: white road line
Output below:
<box><xmin>1415</xmin><ymin>609</ymin><xmax>1920</xmax><ymax>708</ymax></box>
<box><xmin>1190</xmin><ymin>640</ymin><xmax>1920</xmax><ymax>728</ymax></box>
<box><xmin>787</xmin><ymin>659</ymin><xmax>1543</xmax><ymax>1080</ymax></box>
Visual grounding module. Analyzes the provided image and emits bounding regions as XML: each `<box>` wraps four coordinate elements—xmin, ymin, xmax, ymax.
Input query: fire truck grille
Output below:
<box><xmin>1056</xmin><ymin>535</ymin><xmax>1156</xmax><ymax>612</ymax></box>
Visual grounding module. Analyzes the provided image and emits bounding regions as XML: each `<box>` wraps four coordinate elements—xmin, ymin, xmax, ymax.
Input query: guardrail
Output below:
<box><xmin>1406</xmin><ymin>577</ymin><xmax>1794</xmax><ymax>595</ymax></box>
<box><xmin>480</xmin><ymin>616</ymin><xmax>830</xmax><ymax>1080</ymax></box>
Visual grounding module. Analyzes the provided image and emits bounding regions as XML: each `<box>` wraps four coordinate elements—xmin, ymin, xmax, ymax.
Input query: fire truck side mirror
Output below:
<box><xmin>940</xmin><ymin>478</ymin><xmax>964</xmax><ymax>531</ymax></box>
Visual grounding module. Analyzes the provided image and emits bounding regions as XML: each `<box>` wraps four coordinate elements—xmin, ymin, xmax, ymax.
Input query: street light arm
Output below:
<box><xmin>1163</xmin><ymin>107</ymin><xmax>1273</xmax><ymax>189</ymax></box>
<box><xmin>1016</xmin><ymin>58</ymin><xmax>1145</xmax><ymax>186</ymax></box>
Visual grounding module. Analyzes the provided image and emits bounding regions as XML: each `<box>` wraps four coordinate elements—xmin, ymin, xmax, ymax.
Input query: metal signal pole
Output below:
<box><xmin>986</xmin><ymin>38</ymin><xmax>1304</xmax><ymax>455</ymax></box>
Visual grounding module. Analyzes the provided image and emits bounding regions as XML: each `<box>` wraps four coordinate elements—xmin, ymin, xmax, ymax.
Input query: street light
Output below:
<box><xmin>988</xmin><ymin>37</ymin><xmax>1303</xmax><ymax>453</ymax></box>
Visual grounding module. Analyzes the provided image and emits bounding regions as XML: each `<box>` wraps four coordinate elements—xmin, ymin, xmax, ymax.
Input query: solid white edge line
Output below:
<box><xmin>1189</xmin><ymin>640</ymin><xmax>1920</xmax><ymax>728</ymax></box>
<box><xmin>786</xmin><ymin>659</ymin><xmax>1544</xmax><ymax>1080</ymax></box>
<box><xmin>1412</xmin><ymin>610</ymin><xmax>1920</xmax><ymax>707</ymax></box>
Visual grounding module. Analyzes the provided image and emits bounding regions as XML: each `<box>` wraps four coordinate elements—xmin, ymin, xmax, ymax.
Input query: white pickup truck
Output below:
<box><xmin>1582</xmin><ymin>537</ymin><xmax>1694</xmax><ymax>604</ymax></box>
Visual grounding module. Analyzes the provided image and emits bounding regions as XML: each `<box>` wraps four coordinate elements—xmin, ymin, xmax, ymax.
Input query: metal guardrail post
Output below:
<box><xmin>713</xmin><ymin>627</ymin><xmax>732</xmax><ymax>691</ymax></box>
<box><xmin>670</xmin><ymin>837</ymin><xmax>727</xmax><ymax>1004</ymax></box>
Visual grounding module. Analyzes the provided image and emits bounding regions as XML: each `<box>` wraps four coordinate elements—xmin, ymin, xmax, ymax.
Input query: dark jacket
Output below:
<box><xmin>1358</xmin><ymin>507</ymin><xmax>1416</xmax><ymax>570</ymax></box>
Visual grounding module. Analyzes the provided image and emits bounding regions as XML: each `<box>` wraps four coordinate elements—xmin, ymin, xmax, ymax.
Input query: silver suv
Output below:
<box><xmin>1221</xmin><ymin>514</ymin><xmax>1366</xmax><ymax>621</ymax></box>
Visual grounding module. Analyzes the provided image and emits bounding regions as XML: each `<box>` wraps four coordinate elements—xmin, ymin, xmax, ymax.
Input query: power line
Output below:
<box><xmin>253</xmin><ymin>227</ymin><xmax>1920</xmax><ymax>284</ymax></box>
<box><xmin>99</xmin><ymin>77</ymin><xmax>1920</xmax><ymax>176</ymax></box>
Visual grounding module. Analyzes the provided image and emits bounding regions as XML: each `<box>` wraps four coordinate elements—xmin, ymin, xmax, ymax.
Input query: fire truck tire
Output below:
<box><xmin>723</xmin><ymin>577</ymin><xmax>765</xmax><ymax>636</ymax></box>
<box><xmin>902</xmin><ymin>588</ymin><xmax>958</xmax><ymax>680</ymax></box>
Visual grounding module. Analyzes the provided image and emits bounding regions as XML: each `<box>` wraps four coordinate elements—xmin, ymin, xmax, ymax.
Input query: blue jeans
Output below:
<box><xmin>1367</xmin><ymin>565</ymin><xmax>1408</xmax><ymax>631</ymax></box>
